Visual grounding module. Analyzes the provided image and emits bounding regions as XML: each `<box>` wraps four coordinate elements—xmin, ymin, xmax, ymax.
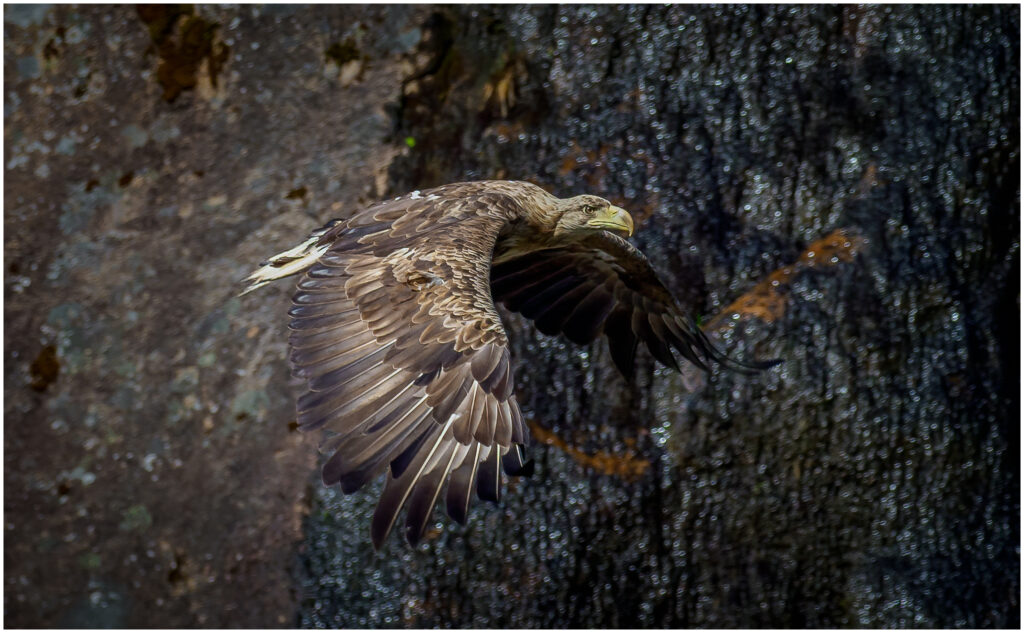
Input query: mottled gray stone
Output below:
<box><xmin>5</xmin><ymin>4</ymin><xmax>52</xmax><ymax>29</ymax></box>
<box><xmin>4</xmin><ymin>5</ymin><xmax>428</xmax><ymax>627</ymax></box>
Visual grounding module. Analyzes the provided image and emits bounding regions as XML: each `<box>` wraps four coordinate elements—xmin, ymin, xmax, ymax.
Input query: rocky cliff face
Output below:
<box><xmin>4</xmin><ymin>5</ymin><xmax>1018</xmax><ymax>628</ymax></box>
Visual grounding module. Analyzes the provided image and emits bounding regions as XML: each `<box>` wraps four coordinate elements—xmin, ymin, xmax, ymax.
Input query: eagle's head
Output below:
<box><xmin>553</xmin><ymin>194</ymin><xmax>635</xmax><ymax>238</ymax></box>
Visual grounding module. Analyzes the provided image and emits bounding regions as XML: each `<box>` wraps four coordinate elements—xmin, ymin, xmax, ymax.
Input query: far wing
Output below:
<box><xmin>490</xmin><ymin>231</ymin><xmax>775</xmax><ymax>377</ymax></box>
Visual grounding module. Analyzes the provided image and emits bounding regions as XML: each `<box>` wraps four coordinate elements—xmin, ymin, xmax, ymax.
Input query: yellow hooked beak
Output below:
<box><xmin>586</xmin><ymin>205</ymin><xmax>635</xmax><ymax>237</ymax></box>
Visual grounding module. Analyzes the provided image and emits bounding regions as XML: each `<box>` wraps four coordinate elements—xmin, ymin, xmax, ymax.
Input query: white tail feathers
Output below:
<box><xmin>239</xmin><ymin>221</ymin><xmax>339</xmax><ymax>296</ymax></box>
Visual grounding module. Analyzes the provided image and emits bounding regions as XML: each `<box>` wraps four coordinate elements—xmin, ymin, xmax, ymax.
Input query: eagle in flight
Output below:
<box><xmin>244</xmin><ymin>180</ymin><xmax>775</xmax><ymax>548</ymax></box>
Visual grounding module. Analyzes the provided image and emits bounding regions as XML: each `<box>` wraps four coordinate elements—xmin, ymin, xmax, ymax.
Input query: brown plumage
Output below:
<box><xmin>243</xmin><ymin>180</ymin><xmax>776</xmax><ymax>548</ymax></box>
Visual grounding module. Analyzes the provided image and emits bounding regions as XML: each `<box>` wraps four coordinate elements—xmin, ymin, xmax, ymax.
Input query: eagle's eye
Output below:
<box><xmin>584</xmin><ymin>205</ymin><xmax>599</xmax><ymax>215</ymax></box>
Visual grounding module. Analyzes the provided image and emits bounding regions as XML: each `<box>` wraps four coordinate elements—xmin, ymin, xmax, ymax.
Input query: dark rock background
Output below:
<box><xmin>4</xmin><ymin>4</ymin><xmax>1018</xmax><ymax>628</ymax></box>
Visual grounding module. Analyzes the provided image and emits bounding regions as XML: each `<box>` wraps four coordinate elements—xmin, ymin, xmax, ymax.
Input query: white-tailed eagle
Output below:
<box><xmin>243</xmin><ymin>180</ymin><xmax>775</xmax><ymax>547</ymax></box>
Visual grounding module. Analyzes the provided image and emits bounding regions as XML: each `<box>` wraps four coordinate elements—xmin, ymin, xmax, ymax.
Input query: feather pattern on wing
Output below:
<box><xmin>286</xmin><ymin>182</ymin><xmax>544</xmax><ymax>547</ymax></box>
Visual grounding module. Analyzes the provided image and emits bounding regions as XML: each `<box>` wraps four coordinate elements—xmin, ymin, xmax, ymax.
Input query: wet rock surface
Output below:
<box><xmin>301</xmin><ymin>5</ymin><xmax>1019</xmax><ymax>628</ymax></box>
<box><xmin>5</xmin><ymin>4</ymin><xmax>1018</xmax><ymax>628</ymax></box>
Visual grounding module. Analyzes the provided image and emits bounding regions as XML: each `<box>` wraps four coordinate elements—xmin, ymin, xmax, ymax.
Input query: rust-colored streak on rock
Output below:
<box><xmin>709</xmin><ymin>228</ymin><xmax>866</xmax><ymax>330</ymax></box>
<box><xmin>797</xmin><ymin>227</ymin><xmax>866</xmax><ymax>268</ymax></box>
<box><xmin>527</xmin><ymin>420</ymin><xmax>650</xmax><ymax>481</ymax></box>
<box><xmin>482</xmin><ymin>58</ymin><xmax>523</xmax><ymax>118</ymax></box>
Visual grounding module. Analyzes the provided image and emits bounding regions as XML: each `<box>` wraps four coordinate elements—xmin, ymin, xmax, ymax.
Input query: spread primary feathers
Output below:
<box><xmin>244</xmin><ymin>180</ymin><xmax>775</xmax><ymax>548</ymax></box>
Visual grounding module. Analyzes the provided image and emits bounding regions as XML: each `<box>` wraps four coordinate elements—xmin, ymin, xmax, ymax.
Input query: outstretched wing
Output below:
<box><xmin>289</xmin><ymin>187</ymin><xmax>530</xmax><ymax>548</ymax></box>
<box><xmin>490</xmin><ymin>231</ymin><xmax>776</xmax><ymax>377</ymax></box>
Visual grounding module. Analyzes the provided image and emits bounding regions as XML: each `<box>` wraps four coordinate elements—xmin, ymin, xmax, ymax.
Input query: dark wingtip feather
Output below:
<box><xmin>717</xmin><ymin>354</ymin><xmax>784</xmax><ymax>374</ymax></box>
<box><xmin>648</xmin><ymin>338</ymin><xmax>680</xmax><ymax>372</ymax></box>
<box><xmin>517</xmin><ymin>458</ymin><xmax>536</xmax><ymax>477</ymax></box>
<box><xmin>445</xmin><ymin>444</ymin><xmax>482</xmax><ymax>525</ymax></box>
<box><xmin>606</xmin><ymin>335</ymin><xmax>637</xmax><ymax>380</ymax></box>
<box><xmin>604</xmin><ymin>308</ymin><xmax>638</xmax><ymax>379</ymax></box>
<box><xmin>444</xmin><ymin>484</ymin><xmax>467</xmax><ymax>524</ymax></box>
<box><xmin>404</xmin><ymin>470</ymin><xmax>447</xmax><ymax>546</ymax></box>
<box><xmin>501</xmin><ymin>444</ymin><xmax>534</xmax><ymax>477</ymax></box>
<box><xmin>446</xmin><ymin>489</ymin><xmax>470</xmax><ymax>525</ymax></box>
<box><xmin>691</xmin><ymin>320</ymin><xmax>782</xmax><ymax>375</ymax></box>
<box><xmin>370</xmin><ymin>498</ymin><xmax>396</xmax><ymax>550</ymax></box>
<box><xmin>476</xmin><ymin>449</ymin><xmax>501</xmax><ymax>503</ymax></box>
